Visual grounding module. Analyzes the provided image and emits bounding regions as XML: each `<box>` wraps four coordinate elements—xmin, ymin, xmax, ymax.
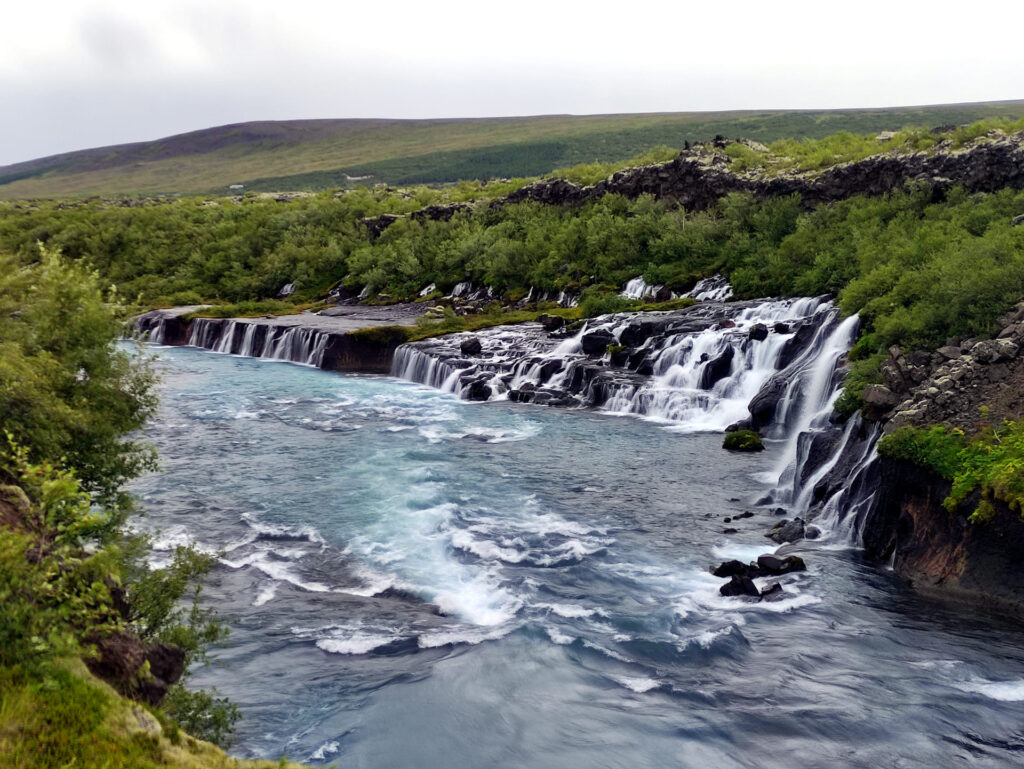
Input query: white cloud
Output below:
<box><xmin>1</xmin><ymin>0</ymin><xmax>1022</xmax><ymax>165</ymax></box>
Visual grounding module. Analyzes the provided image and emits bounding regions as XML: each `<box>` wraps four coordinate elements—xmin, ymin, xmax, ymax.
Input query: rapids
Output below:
<box><xmin>132</xmin><ymin>343</ymin><xmax>1024</xmax><ymax>768</ymax></box>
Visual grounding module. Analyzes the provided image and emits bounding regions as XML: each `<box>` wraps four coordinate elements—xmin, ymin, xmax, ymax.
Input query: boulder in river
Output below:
<box><xmin>581</xmin><ymin>329</ymin><xmax>616</xmax><ymax>355</ymax></box>
<box><xmin>720</xmin><ymin>575</ymin><xmax>760</xmax><ymax>597</ymax></box>
<box><xmin>460</xmin><ymin>336</ymin><xmax>483</xmax><ymax>356</ymax></box>
<box><xmin>756</xmin><ymin>554</ymin><xmax>807</xmax><ymax>575</ymax></box>
<box><xmin>767</xmin><ymin>517</ymin><xmax>806</xmax><ymax>544</ymax></box>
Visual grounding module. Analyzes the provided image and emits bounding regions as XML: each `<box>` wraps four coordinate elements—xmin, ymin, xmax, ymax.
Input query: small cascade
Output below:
<box><xmin>391</xmin><ymin>294</ymin><xmax>845</xmax><ymax>427</ymax></box>
<box><xmin>620</xmin><ymin>277</ymin><xmax>675</xmax><ymax>301</ymax></box>
<box><xmin>185</xmin><ymin>318</ymin><xmax>331</xmax><ymax>367</ymax></box>
<box><xmin>685</xmin><ymin>274</ymin><xmax>733</xmax><ymax>302</ymax></box>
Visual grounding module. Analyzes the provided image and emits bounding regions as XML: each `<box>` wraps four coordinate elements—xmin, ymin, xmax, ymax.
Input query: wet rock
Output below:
<box><xmin>699</xmin><ymin>346</ymin><xmax>735</xmax><ymax>389</ymax></box>
<box><xmin>748</xmin><ymin>323</ymin><xmax>768</xmax><ymax>342</ymax></box>
<box><xmin>724</xmin><ymin>516</ymin><xmax>732</xmax><ymax>523</ymax></box>
<box><xmin>537</xmin><ymin>314</ymin><xmax>565</xmax><ymax>331</ymax></box>
<box><xmin>748</xmin><ymin>372</ymin><xmax>788</xmax><ymax>429</ymax></box>
<box><xmin>720</xmin><ymin>575</ymin><xmax>760</xmax><ymax>597</ymax></box>
<box><xmin>760</xmin><ymin>582</ymin><xmax>786</xmax><ymax>602</ymax></box>
<box><xmin>711</xmin><ymin>559</ymin><xmax>749</xmax><ymax>578</ymax></box>
<box><xmin>460</xmin><ymin>336</ymin><xmax>483</xmax><ymax>356</ymax></box>
<box><xmin>537</xmin><ymin>358</ymin><xmax>564</xmax><ymax>383</ymax></box>
<box><xmin>756</xmin><ymin>554</ymin><xmax>807</xmax><ymax>575</ymax></box>
<box><xmin>777</xmin><ymin>321</ymin><xmax>819</xmax><ymax>369</ymax></box>
<box><xmin>736</xmin><ymin>511</ymin><xmax>755</xmax><ymax>519</ymax></box>
<box><xmin>464</xmin><ymin>378</ymin><xmax>492</xmax><ymax>401</ymax></box>
<box><xmin>581</xmin><ymin>329</ymin><xmax>616</xmax><ymax>355</ymax></box>
<box><xmin>723</xmin><ymin>527</ymin><xmax>739</xmax><ymax>534</ymax></box>
<box><xmin>773</xmin><ymin>322</ymin><xmax>791</xmax><ymax>334</ymax></box>
<box><xmin>805</xmin><ymin>525</ymin><xmax>821</xmax><ymax>540</ymax></box>
<box><xmin>725</xmin><ymin>418</ymin><xmax>754</xmax><ymax>433</ymax></box>
<box><xmin>767</xmin><ymin>517</ymin><xmax>806</xmax><ymax>544</ymax></box>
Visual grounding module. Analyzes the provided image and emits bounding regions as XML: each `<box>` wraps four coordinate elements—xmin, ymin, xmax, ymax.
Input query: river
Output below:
<box><xmin>131</xmin><ymin>344</ymin><xmax>1024</xmax><ymax>768</ymax></box>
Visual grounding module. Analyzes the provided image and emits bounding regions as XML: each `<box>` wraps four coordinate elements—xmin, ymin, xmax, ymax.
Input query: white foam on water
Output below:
<box><xmin>253</xmin><ymin>584</ymin><xmax>277</xmax><ymax>606</ymax></box>
<box><xmin>315</xmin><ymin>632</ymin><xmax>403</xmax><ymax>655</ymax></box>
<box><xmin>536</xmin><ymin>603</ymin><xmax>607</xmax><ymax>619</ymax></box>
<box><xmin>710</xmin><ymin>543</ymin><xmax>775</xmax><ymax>563</ymax></box>
<box><xmin>613</xmin><ymin>675</ymin><xmax>663</xmax><ymax>693</ymax></box>
<box><xmin>953</xmin><ymin>678</ymin><xmax>1024</xmax><ymax>701</ymax></box>
<box><xmin>546</xmin><ymin>627</ymin><xmax>576</xmax><ymax>645</ymax></box>
<box><xmin>221</xmin><ymin>552</ymin><xmax>331</xmax><ymax>593</ymax></box>
<box><xmin>309</xmin><ymin>741</ymin><xmax>340</xmax><ymax>761</ymax></box>
<box><xmin>417</xmin><ymin>623</ymin><xmax>517</xmax><ymax>649</ymax></box>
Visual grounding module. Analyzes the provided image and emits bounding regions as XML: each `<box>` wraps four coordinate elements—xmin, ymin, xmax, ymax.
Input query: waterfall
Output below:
<box><xmin>620</xmin><ymin>277</ymin><xmax>674</xmax><ymax>301</ymax></box>
<box><xmin>391</xmin><ymin>292</ymin><xmax>885</xmax><ymax>545</ymax></box>
<box><xmin>685</xmin><ymin>275</ymin><xmax>733</xmax><ymax>302</ymax></box>
<box><xmin>185</xmin><ymin>318</ymin><xmax>330</xmax><ymax>367</ymax></box>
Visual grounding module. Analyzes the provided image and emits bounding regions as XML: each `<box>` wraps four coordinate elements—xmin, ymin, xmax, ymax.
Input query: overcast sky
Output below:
<box><xmin>2</xmin><ymin>0</ymin><xmax>1021</xmax><ymax>166</ymax></box>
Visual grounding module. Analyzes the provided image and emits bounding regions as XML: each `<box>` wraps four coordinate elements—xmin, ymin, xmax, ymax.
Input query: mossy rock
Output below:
<box><xmin>723</xmin><ymin>430</ymin><xmax>765</xmax><ymax>452</ymax></box>
<box><xmin>347</xmin><ymin>325</ymin><xmax>413</xmax><ymax>346</ymax></box>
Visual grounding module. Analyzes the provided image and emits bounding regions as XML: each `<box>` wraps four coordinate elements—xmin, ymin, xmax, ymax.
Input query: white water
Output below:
<box><xmin>186</xmin><ymin>318</ymin><xmax>330</xmax><ymax>367</ymax></box>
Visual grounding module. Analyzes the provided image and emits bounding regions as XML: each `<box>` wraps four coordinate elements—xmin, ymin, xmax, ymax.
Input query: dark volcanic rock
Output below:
<box><xmin>767</xmin><ymin>517</ymin><xmax>806</xmax><ymax>544</ymax></box>
<box><xmin>720</xmin><ymin>575</ymin><xmax>761</xmax><ymax>598</ymax></box>
<box><xmin>777</xmin><ymin>321</ymin><xmax>820</xmax><ymax>369</ymax></box>
<box><xmin>712</xmin><ymin>559</ymin><xmax>749</xmax><ymax>578</ymax></box>
<box><xmin>748</xmin><ymin>373</ymin><xmax>789</xmax><ymax>429</ymax></box>
<box><xmin>748</xmin><ymin>323</ymin><xmax>769</xmax><ymax>342</ymax></box>
<box><xmin>863</xmin><ymin>458</ymin><xmax>1024</xmax><ymax>613</ymax></box>
<box><xmin>699</xmin><ymin>346</ymin><xmax>735</xmax><ymax>389</ymax></box>
<box><xmin>760</xmin><ymin>582</ymin><xmax>786</xmax><ymax>602</ymax></box>
<box><xmin>756</xmin><ymin>554</ymin><xmax>807</xmax><ymax>575</ymax></box>
<box><xmin>537</xmin><ymin>314</ymin><xmax>566</xmax><ymax>331</ymax></box>
<box><xmin>464</xmin><ymin>377</ymin><xmax>492</xmax><ymax>401</ymax></box>
<box><xmin>581</xmin><ymin>329</ymin><xmax>616</xmax><ymax>355</ymax></box>
<box><xmin>460</xmin><ymin>336</ymin><xmax>483</xmax><ymax>355</ymax></box>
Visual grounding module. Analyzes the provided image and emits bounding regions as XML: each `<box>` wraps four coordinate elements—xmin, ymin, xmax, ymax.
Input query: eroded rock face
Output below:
<box><xmin>876</xmin><ymin>302</ymin><xmax>1024</xmax><ymax>434</ymax></box>
<box><xmin>363</xmin><ymin>132</ymin><xmax>1024</xmax><ymax>238</ymax></box>
<box><xmin>507</xmin><ymin>131</ymin><xmax>1024</xmax><ymax>213</ymax></box>
<box><xmin>86</xmin><ymin>631</ymin><xmax>186</xmax><ymax>706</ymax></box>
<box><xmin>864</xmin><ymin>458</ymin><xmax>1024</xmax><ymax>612</ymax></box>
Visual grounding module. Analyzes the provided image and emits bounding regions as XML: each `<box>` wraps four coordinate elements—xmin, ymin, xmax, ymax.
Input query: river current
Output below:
<box><xmin>132</xmin><ymin>345</ymin><xmax>1024</xmax><ymax>768</ymax></box>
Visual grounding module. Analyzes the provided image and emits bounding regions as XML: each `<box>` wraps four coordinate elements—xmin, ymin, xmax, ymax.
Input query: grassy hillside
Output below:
<box><xmin>3</xmin><ymin>101</ymin><xmax>1024</xmax><ymax>198</ymax></box>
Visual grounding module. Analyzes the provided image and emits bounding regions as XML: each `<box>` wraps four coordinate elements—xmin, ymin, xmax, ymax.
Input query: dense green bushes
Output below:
<box><xmin>0</xmin><ymin>249</ymin><xmax>238</xmax><ymax>748</ymax></box>
<box><xmin>878</xmin><ymin>420</ymin><xmax>1024</xmax><ymax>523</ymax></box>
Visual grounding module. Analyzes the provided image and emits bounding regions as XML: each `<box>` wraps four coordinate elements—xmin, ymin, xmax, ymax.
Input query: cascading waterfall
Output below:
<box><xmin>392</xmin><ymin>292</ymin><xmax>880</xmax><ymax>545</ymax></box>
<box><xmin>183</xmin><ymin>318</ymin><xmax>331</xmax><ymax>367</ymax></box>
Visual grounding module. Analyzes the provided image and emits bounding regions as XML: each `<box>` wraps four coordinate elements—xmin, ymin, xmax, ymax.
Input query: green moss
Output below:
<box><xmin>878</xmin><ymin>420</ymin><xmax>1024</xmax><ymax>523</ymax></box>
<box><xmin>347</xmin><ymin>325</ymin><xmax>414</xmax><ymax>346</ymax></box>
<box><xmin>723</xmin><ymin>430</ymin><xmax>765</xmax><ymax>452</ymax></box>
<box><xmin>0</xmin><ymin>660</ymin><xmax>310</xmax><ymax>769</ymax></box>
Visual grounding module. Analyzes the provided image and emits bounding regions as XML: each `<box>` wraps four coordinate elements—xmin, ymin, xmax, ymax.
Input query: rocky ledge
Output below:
<box><xmin>854</xmin><ymin>302</ymin><xmax>1024</xmax><ymax>612</ymax></box>
<box><xmin>365</xmin><ymin>131</ymin><xmax>1024</xmax><ymax>236</ymax></box>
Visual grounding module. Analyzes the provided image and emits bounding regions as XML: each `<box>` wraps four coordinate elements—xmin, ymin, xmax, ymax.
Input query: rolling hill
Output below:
<box><xmin>3</xmin><ymin>101</ymin><xmax>1024</xmax><ymax>198</ymax></box>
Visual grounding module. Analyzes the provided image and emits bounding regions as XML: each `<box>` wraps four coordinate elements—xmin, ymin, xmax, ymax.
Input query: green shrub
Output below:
<box><xmin>723</xmin><ymin>430</ymin><xmax>765</xmax><ymax>452</ymax></box>
<box><xmin>878</xmin><ymin>421</ymin><xmax>1024</xmax><ymax>523</ymax></box>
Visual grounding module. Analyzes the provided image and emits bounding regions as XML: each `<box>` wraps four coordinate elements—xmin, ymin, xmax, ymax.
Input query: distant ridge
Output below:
<box><xmin>3</xmin><ymin>101</ymin><xmax>1024</xmax><ymax>198</ymax></box>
